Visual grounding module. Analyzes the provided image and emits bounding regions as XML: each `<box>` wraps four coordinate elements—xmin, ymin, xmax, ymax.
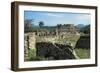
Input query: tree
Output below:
<box><xmin>24</xmin><ymin>19</ymin><xmax>34</xmax><ymax>32</ymax></box>
<box><xmin>39</xmin><ymin>21</ymin><xmax>44</xmax><ymax>28</ymax></box>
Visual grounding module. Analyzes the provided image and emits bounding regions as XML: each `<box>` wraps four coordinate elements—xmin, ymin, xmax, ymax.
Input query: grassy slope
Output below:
<box><xmin>75</xmin><ymin>48</ymin><xmax>90</xmax><ymax>59</ymax></box>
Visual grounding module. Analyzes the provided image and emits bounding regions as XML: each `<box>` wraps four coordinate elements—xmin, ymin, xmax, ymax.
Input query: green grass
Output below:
<box><xmin>75</xmin><ymin>48</ymin><xmax>90</xmax><ymax>59</ymax></box>
<box><xmin>26</xmin><ymin>48</ymin><xmax>47</xmax><ymax>61</ymax></box>
<box><xmin>27</xmin><ymin>48</ymin><xmax>36</xmax><ymax>61</ymax></box>
<box><xmin>55</xmin><ymin>34</ymin><xmax>80</xmax><ymax>48</ymax></box>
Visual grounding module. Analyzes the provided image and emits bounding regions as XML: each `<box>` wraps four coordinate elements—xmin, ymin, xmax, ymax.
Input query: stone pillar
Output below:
<box><xmin>56</xmin><ymin>28</ymin><xmax>58</xmax><ymax>36</ymax></box>
<box><xmin>28</xmin><ymin>33</ymin><xmax>36</xmax><ymax>49</ymax></box>
<box><xmin>24</xmin><ymin>34</ymin><xmax>29</xmax><ymax>61</ymax></box>
<box><xmin>24</xmin><ymin>33</ymin><xmax>36</xmax><ymax>61</ymax></box>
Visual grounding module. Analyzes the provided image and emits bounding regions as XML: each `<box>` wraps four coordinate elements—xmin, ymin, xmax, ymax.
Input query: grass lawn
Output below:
<box><xmin>75</xmin><ymin>48</ymin><xmax>90</xmax><ymax>59</ymax></box>
<box><xmin>26</xmin><ymin>48</ymin><xmax>47</xmax><ymax>61</ymax></box>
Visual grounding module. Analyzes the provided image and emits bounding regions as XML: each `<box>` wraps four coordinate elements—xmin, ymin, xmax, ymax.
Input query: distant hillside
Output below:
<box><xmin>80</xmin><ymin>25</ymin><xmax>90</xmax><ymax>34</ymax></box>
<box><xmin>75</xmin><ymin>24</ymin><xmax>85</xmax><ymax>29</ymax></box>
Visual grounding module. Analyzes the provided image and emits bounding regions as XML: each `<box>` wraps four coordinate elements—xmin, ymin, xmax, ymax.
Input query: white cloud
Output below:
<box><xmin>45</xmin><ymin>13</ymin><xmax>64</xmax><ymax>17</ymax></box>
<box><xmin>77</xmin><ymin>15</ymin><xmax>90</xmax><ymax>20</ymax></box>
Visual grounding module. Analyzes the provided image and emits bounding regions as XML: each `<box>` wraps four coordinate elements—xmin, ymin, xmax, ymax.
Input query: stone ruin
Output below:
<box><xmin>36</xmin><ymin>42</ymin><xmax>76</xmax><ymax>60</ymax></box>
<box><xmin>24</xmin><ymin>32</ymin><xmax>36</xmax><ymax>61</ymax></box>
<box><xmin>24</xmin><ymin>32</ymin><xmax>78</xmax><ymax>61</ymax></box>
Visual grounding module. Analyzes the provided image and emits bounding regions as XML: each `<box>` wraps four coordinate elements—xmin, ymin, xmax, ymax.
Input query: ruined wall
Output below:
<box><xmin>75</xmin><ymin>35</ymin><xmax>90</xmax><ymax>49</ymax></box>
<box><xmin>24</xmin><ymin>33</ymin><xmax>36</xmax><ymax>61</ymax></box>
<box><xmin>24</xmin><ymin>33</ymin><xmax>36</xmax><ymax>49</ymax></box>
<box><xmin>36</xmin><ymin>42</ymin><xmax>76</xmax><ymax>60</ymax></box>
<box><xmin>24</xmin><ymin>32</ymin><xmax>81</xmax><ymax>61</ymax></box>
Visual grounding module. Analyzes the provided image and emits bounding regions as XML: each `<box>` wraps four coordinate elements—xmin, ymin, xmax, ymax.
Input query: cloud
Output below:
<box><xmin>45</xmin><ymin>13</ymin><xmax>64</xmax><ymax>17</ymax></box>
<box><xmin>77</xmin><ymin>15</ymin><xmax>90</xmax><ymax>20</ymax></box>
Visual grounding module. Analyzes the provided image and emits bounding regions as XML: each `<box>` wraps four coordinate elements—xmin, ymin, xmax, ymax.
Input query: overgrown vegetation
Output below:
<box><xmin>27</xmin><ymin>49</ymin><xmax>47</xmax><ymax>61</ymax></box>
<box><xmin>75</xmin><ymin>48</ymin><xmax>90</xmax><ymax>59</ymax></box>
<box><xmin>53</xmin><ymin>34</ymin><xmax>80</xmax><ymax>48</ymax></box>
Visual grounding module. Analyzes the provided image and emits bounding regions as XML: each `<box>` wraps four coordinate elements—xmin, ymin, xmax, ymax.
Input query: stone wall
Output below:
<box><xmin>24</xmin><ymin>32</ymin><xmax>36</xmax><ymax>61</ymax></box>
<box><xmin>24</xmin><ymin>32</ymin><xmax>81</xmax><ymax>61</ymax></box>
<box><xmin>36</xmin><ymin>42</ymin><xmax>76</xmax><ymax>60</ymax></box>
<box><xmin>75</xmin><ymin>35</ymin><xmax>90</xmax><ymax>49</ymax></box>
<box><xmin>24</xmin><ymin>33</ymin><xmax>36</xmax><ymax>49</ymax></box>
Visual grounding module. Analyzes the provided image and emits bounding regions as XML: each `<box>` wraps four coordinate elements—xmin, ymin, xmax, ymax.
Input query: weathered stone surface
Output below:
<box><xmin>24</xmin><ymin>33</ymin><xmax>36</xmax><ymax>49</ymax></box>
<box><xmin>24</xmin><ymin>32</ymin><xmax>80</xmax><ymax>61</ymax></box>
<box><xmin>24</xmin><ymin>33</ymin><xmax>36</xmax><ymax>61</ymax></box>
<box><xmin>36</xmin><ymin>42</ymin><xmax>76</xmax><ymax>60</ymax></box>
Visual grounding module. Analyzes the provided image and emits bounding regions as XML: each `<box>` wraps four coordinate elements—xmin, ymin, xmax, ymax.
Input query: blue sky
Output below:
<box><xmin>24</xmin><ymin>11</ymin><xmax>90</xmax><ymax>26</ymax></box>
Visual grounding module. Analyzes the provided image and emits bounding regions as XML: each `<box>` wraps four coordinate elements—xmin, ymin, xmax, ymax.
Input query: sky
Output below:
<box><xmin>24</xmin><ymin>11</ymin><xmax>90</xmax><ymax>26</ymax></box>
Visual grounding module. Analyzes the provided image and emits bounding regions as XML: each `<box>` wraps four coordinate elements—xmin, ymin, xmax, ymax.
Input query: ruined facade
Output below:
<box><xmin>34</xmin><ymin>24</ymin><xmax>78</xmax><ymax>37</ymax></box>
<box><xmin>56</xmin><ymin>24</ymin><xmax>78</xmax><ymax>35</ymax></box>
